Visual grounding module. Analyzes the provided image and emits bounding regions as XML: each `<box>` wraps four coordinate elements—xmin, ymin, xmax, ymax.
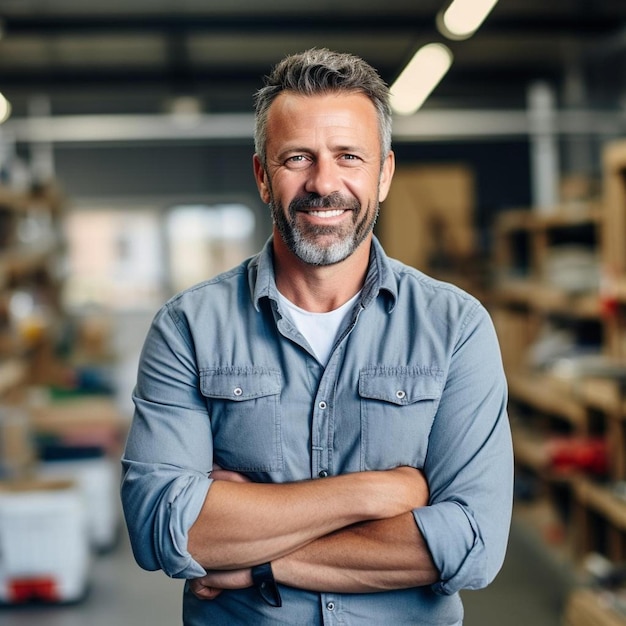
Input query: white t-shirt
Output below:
<box><xmin>277</xmin><ymin>291</ymin><xmax>361</xmax><ymax>366</ymax></box>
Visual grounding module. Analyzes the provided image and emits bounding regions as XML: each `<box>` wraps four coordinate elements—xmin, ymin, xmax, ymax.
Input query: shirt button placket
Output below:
<box><xmin>322</xmin><ymin>595</ymin><xmax>339</xmax><ymax>624</ymax></box>
<box><xmin>316</xmin><ymin>400</ymin><xmax>329</xmax><ymax>477</ymax></box>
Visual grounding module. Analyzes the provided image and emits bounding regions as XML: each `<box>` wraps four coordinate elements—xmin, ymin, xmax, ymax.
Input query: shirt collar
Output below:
<box><xmin>250</xmin><ymin>235</ymin><xmax>398</xmax><ymax>313</ymax></box>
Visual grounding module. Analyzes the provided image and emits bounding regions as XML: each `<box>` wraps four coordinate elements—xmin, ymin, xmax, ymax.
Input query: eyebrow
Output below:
<box><xmin>276</xmin><ymin>144</ymin><xmax>369</xmax><ymax>159</ymax></box>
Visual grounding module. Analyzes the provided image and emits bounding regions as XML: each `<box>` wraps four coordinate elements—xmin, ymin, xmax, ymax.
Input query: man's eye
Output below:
<box><xmin>285</xmin><ymin>155</ymin><xmax>310</xmax><ymax>168</ymax></box>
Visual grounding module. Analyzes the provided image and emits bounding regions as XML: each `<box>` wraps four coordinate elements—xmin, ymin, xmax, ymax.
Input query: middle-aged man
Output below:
<box><xmin>121</xmin><ymin>48</ymin><xmax>514</xmax><ymax>625</ymax></box>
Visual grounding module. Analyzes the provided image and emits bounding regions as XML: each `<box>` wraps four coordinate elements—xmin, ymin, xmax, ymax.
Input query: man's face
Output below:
<box><xmin>254</xmin><ymin>91</ymin><xmax>394</xmax><ymax>266</ymax></box>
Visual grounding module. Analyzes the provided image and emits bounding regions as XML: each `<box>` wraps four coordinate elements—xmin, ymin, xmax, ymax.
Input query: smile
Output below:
<box><xmin>307</xmin><ymin>209</ymin><xmax>346</xmax><ymax>218</ymax></box>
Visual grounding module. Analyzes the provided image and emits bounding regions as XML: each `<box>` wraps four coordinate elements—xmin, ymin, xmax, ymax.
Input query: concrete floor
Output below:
<box><xmin>462</xmin><ymin>516</ymin><xmax>570</xmax><ymax>626</ymax></box>
<box><xmin>0</xmin><ymin>516</ymin><xmax>567</xmax><ymax>626</ymax></box>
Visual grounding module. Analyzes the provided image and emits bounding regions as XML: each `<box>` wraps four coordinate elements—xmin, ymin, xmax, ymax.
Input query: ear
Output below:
<box><xmin>377</xmin><ymin>150</ymin><xmax>396</xmax><ymax>203</ymax></box>
<box><xmin>253</xmin><ymin>154</ymin><xmax>271</xmax><ymax>204</ymax></box>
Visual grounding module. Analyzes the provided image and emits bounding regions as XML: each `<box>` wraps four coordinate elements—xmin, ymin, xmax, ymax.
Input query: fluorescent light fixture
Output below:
<box><xmin>0</xmin><ymin>93</ymin><xmax>11</xmax><ymax>124</ymax></box>
<box><xmin>390</xmin><ymin>43</ymin><xmax>453</xmax><ymax>115</ymax></box>
<box><xmin>437</xmin><ymin>0</ymin><xmax>499</xmax><ymax>40</ymax></box>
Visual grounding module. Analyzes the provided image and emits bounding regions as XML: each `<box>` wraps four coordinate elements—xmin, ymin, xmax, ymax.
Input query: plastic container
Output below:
<box><xmin>0</xmin><ymin>479</ymin><xmax>90</xmax><ymax>604</ymax></box>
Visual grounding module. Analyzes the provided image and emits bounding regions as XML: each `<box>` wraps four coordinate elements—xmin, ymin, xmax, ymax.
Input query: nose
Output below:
<box><xmin>304</xmin><ymin>156</ymin><xmax>340</xmax><ymax>197</ymax></box>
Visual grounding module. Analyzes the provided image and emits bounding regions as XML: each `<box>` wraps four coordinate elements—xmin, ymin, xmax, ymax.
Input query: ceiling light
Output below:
<box><xmin>390</xmin><ymin>43</ymin><xmax>453</xmax><ymax>116</ymax></box>
<box><xmin>0</xmin><ymin>93</ymin><xmax>12</xmax><ymax>124</ymax></box>
<box><xmin>437</xmin><ymin>0</ymin><xmax>499</xmax><ymax>40</ymax></box>
<box><xmin>166</xmin><ymin>95</ymin><xmax>203</xmax><ymax>127</ymax></box>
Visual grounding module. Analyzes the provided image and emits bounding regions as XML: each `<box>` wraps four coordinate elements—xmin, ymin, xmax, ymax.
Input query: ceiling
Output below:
<box><xmin>1</xmin><ymin>0</ymin><xmax>626</xmax><ymax>122</ymax></box>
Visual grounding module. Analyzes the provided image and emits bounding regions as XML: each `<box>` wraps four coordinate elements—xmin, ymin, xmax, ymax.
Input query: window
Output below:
<box><xmin>63</xmin><ymin>202</ymin><xmax>256</xmax><ymax>312</ymax></box>
<box><xmin>165</xmin><ymin>203</ymin><xmax>256</xmax><ymax>294</ymax></box>
<box><xmin>64</xmin><ymin>206</ymin><xmax>163</xmax><ymax>311</ymax></box>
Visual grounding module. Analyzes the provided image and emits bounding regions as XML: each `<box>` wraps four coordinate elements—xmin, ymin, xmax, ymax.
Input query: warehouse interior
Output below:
<box><xmin>1</xmin><ymin>1</ymin><xmax>626</xmax><ymax>624</ymax></box>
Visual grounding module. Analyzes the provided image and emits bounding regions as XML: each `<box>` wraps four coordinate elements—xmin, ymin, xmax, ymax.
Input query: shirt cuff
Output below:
<box><xmin>414</xmin><ymin>501</ymin><xmax>486</xmax><ymax>595</ymax></box>
<box><xmin>154</xmin><ymin>474</ymin><xmax>212</xmax><ymax>579</ymax></box>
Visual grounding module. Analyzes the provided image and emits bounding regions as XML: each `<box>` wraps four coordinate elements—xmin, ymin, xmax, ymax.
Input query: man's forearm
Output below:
<box><xmin>272</xmin><ymin>512</ymin><xmax>439</xmax><ymax>593</ymax></box>
<box><xmin>189</xmin><ymin>511</ymin><xmax>438</xmax><ymax>601</ymax></box>
<box><xmin>188</xmin><ymin>467</ymin><xmax>428</xmax><ymax>570</ymax></box>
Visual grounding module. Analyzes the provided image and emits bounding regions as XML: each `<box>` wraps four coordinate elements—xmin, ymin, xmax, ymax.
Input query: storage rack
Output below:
<box><xmin>491</xmin><ymin>139</ymin><xmax>626</xmax><ymax>623</ymax></box>
<box><xmin>0</xmin><ymin>182</ymin><xmax>65</xmax><ymax>477</ymax></box>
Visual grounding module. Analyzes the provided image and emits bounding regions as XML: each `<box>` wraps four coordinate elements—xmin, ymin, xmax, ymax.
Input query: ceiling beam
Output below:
<box><xmin>2</xmin><ymin>13</ymin><xmax>623</xmax><ymax>38</ymax></box>
<box><xmin>3</xmin><ymin>109</ymin><xmax>625</xmax><ymax>145</ymax></box>
<box><xmin>0</xmin><ymin>65</ymin><xmax>562</xmax><ymax>90</ymax></box>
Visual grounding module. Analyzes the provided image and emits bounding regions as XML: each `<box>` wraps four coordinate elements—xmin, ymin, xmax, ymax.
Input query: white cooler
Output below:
<box><xmin>0</xmin><ymin>479</ymin><xmax>90</xmax><ymax>604</ymax></box>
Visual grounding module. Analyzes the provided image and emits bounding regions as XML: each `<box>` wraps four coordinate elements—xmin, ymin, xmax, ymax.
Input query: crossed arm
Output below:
<box><xmin>187</xmin><ymin>465</ymin><xmax>438</xmax><ymax>600</ymax></box>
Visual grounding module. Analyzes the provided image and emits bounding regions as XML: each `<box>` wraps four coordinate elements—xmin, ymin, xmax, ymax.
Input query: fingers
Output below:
<box><xmin>188</xmin><ymin>579</ymin><xmax>223</xmax><ymax>601</ymax></box>
<box><xmin>210</xmin><ymin>464</ymin><xmax>251</xmax><ymax>483</ymax></box>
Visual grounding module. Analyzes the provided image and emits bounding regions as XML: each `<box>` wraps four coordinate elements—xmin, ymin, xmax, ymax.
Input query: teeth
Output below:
<box><xmin>309</xmin><ymin>209</ymin><xmax>345</xmax><ymax>218</ymax></box>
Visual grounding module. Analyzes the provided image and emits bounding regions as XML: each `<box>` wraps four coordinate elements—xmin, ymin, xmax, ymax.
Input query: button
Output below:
<box><xmin>233</xmin><ymin>387</ymin><xmax>243</xmax><ymax>397</ymax></box>
<box><xmin>318</xmin><ymin>401</ymin><xmax>327</xmax><ymax>410</ymax></box>
<box><xmin>318</xmin><ymin>470</ymin><xmax>329</xmax><ymax>478</ymax></box>
<box><xmin>396</xmin><ymin>390</ymin><xmax>406</xmax><ymax>399</ymax></box>
<box><xmin>326</xmin><ymin>602</ymin><xmax>335</xmax><ymax>611</ymax></box>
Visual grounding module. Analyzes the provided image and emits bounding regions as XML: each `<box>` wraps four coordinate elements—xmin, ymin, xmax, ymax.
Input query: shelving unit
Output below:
<box><xmin>0</xmin><ymin>180</ymin><xmax>128</xmax><ymax>604</ymax></box>
<box><xmin>0</xmin><ymin>182</ymin><xmax>66</xmax><ymax>478</ymax></box>
<box><xmin>491</xmin><ymin>139</ymin><xmax>626</xmax><ymax>623</ymax></box>
<box><xmin>0</xmin><ymin>184</ymin><xmax>65</xmax><ymax>357</ymax></box>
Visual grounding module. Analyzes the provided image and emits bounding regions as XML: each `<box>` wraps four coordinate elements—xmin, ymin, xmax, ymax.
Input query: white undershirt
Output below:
<box><xmin>277</xmin><ymin>291</ymin><xmax>361</xmax><ymax>366</ymax></box>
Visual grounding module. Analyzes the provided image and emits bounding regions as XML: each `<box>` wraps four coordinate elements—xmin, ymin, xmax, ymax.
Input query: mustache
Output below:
<box><xmin>289</xmin><ymin>192</ymin><xmax>359</xmax><ymax>212</ymax></box>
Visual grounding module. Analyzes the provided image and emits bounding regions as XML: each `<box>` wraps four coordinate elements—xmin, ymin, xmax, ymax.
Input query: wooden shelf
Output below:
<box><xmin>0</xmin><ymin>358</ymin><xmax>28</xmax><ymax>397</ymax></box>
<box><xmin>493</xmin><ymin>141</ymin><xmax>626</xmax><ymax>573</ymax></box>
<box><xmin>563</xmin><ymin>588</ymin><xmax>626</xmax><ymax>626</ymax></box>
<box><xmin>512</xmin><ymin>425</ymin><xmax>549</xmax><ymax>472</ymax></box>
<box><xmin>0</xmin><ymin>242</ymin><xmax>58</xmax><ymax>282</ymax></box>
<box><xmin>0</xmin><ymin>181</ymin><xmax>66</xmax><ymax>478</ymax></box>
<box><xmin>495</xmin><ymin>279</ymin><xmax>602</xmax><ymax>318</ymax></box>
<box><xmin>612</xmin><ymin>278</ymin><xmax>626</xmax><ymax>304</ymax></box>
<box><xmin>578</xmin><ymin>377</ymin><xmax>622</xmax><ymax>414</ymax></box>
<box><xmin>0</xmin><ymin>187</ymin><xmax>27</xmax><ymax>211</ymax></box>
<box><xmin>508</xmin><ymin>372</ymin><xmax>588</xmax><ymax>429</ymax></box>
<box><xmin>495</xmin><ymin>205</ymin><xmax>602</xmax><ymax>233</ymax></box>
<box><xmin>574</xmin><ymin>477</ymin><xmax>626</xmax><ymax>532</ymax></box>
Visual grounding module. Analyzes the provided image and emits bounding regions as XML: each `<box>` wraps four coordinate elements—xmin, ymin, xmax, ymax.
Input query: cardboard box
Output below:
<box><xmin>378</xmin><ymin>164</ymin><xmax>476</xmax><ymax>272</ymax></box>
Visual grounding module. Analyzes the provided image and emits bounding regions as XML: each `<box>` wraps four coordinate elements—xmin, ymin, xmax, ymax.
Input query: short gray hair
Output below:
<box><xmin>254</xmin><ymin>48</ymin><xmax>392</xmax><ymax>167</ymax></box>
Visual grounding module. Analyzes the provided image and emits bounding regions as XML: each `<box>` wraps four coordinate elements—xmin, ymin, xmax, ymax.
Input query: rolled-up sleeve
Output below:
<box><xmin>414</xmin><ymin>303</ymin><xmax>513</xmax><ymax>595</ymax></box>
<box><xmin>120</xmin><ymin>304</ymin><xmax>214</xmax><ymax>579</ymax></box>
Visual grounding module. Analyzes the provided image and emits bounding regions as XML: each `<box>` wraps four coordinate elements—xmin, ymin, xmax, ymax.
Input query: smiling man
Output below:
<box><xmin>259</xmin><ymin>90</ymin><xmax>390</xmax><ymax>273</ymax></box>
<box><xmin>121</xmin><ymin>48</ymin><xmax>513</xmax><ymax>625</ymax></box>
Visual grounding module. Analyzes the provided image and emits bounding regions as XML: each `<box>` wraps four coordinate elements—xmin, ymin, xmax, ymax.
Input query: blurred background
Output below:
<box><xmin>1</xmin><ymin>1</ymin><xmax>626</xmax><ymax>624</ymax></box>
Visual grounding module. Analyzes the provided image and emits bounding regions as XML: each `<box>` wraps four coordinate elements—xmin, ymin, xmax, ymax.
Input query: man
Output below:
<box><xmin>121</xmin><ymin>48</ymin><xmax>513</xmax><ymax>625</ymax></box>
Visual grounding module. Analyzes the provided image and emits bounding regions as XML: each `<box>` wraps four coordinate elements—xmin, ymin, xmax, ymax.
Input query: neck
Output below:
<box><xmin>273</xmin><ymin>233</ymin><xmax>371</xmax><ymax>313</ymax></box>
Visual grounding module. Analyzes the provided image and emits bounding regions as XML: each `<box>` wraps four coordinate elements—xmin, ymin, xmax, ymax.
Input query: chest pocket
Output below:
<box><xmin>200</xmin><ymin>368</ymin><xmax>283</xmax><ymax>472</ymax></box>
<box><xmin>359</xmin><ymin>367</ymin><xmax>443</xmax><ymax>470</ymax></box>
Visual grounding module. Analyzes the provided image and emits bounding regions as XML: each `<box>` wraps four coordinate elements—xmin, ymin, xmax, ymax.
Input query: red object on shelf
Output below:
<box><xmin>600</xmin><ymin>267</ymin><xmax>620</xmax><ymax>318</ymax></box>
<box><xmin>547</xmin><ymin>436</ymin><xmax>609</xmax><ymax>476</ymax></box>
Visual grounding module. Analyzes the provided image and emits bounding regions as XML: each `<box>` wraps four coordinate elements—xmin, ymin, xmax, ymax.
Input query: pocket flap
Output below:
<box><xmin>200</xmin><ymin>368</ymin><xmax>282</xmax><ymax>401</ymax></box>
<box><xmin>359</xmin><ymin>367</ymin><xmax>443</xmax><ymax>405</ymax></box>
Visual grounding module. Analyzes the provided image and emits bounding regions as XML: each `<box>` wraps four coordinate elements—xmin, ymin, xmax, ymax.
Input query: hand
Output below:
<box><xmin>188</xmin><ymin>568</ymin><xmax>253</xmax><ymax>601</ymax></box>
<box><xmin>210</xmin><ymin>463</ymin><xmax>252</xmax><ymax>483</ymax></box>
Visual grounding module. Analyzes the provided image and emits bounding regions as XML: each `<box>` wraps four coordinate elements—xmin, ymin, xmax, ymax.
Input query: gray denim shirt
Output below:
<box><xmin>121</xmin><ymin>236</ymin><xmax>513</xmax><ymax>626</ymax></box>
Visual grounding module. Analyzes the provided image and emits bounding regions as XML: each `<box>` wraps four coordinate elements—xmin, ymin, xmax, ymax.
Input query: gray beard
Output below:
<box><xmin>270</xmin><ymin>192</ymin><xmax>378</xmax><ymax>266</ymax></box>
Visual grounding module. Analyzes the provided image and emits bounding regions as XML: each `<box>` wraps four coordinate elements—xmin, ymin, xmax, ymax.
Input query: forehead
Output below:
<box><xmin>265</xmin><ymin>91</ymin><xmax>379</xmax><ymax>143</ymax></box>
